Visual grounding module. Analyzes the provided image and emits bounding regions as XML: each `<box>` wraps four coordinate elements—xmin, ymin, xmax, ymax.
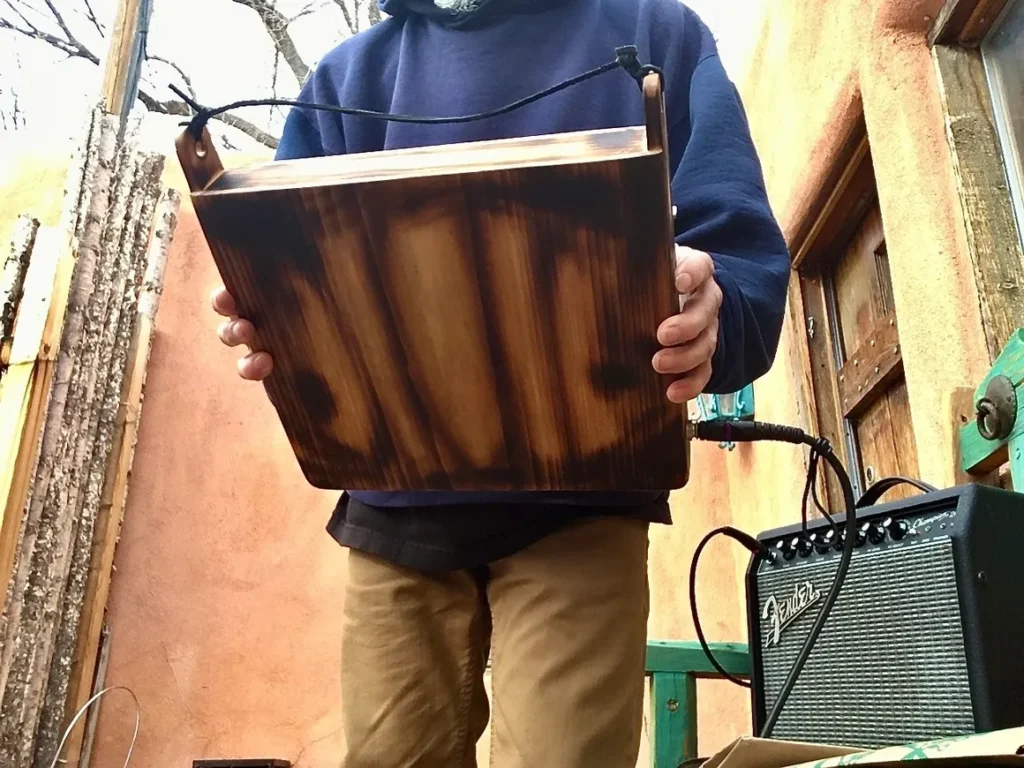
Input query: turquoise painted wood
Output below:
<box><xmin>960</xmin><ymin>328</ymin><xmax>1024</xmax><ymax>484</ymax></box>
<box><xmin>650</xmin><ymin>672</ymin><xmax>697</xmax><ymax>768</ymax></box>
<box><xmin>646</xmin><ymin>641</ymin><xmax>750</xmax><ymax>768</ymax></box>
<box><xmin>646</xmin><ymin>641</ymin><xmax>750</xmax><ymax>676</ymax></box>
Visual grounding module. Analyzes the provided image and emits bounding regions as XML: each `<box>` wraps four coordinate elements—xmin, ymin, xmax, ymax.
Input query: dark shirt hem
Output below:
<box><xmin>328</xmin><ymin>494</ymin><xmax>672</xmax><ymax>572</ymax></box>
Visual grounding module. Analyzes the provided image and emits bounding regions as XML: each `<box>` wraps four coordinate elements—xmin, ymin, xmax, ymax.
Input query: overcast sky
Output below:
<box><xmin>0</xmin><ymin>0</ymin><xmax>764</xmax><ymax>161</ymax></box>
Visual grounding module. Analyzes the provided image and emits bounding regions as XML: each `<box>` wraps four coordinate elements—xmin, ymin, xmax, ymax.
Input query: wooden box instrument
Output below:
<box><xmin>176</xmin><ymin>74</ymin><xmax>690</xmax><ymax>492</ymax></box>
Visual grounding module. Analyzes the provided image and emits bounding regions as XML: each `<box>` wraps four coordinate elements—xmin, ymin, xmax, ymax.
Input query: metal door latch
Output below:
<box><xmin>976</xmin><ymin>375</ymin><xmax>1017</xmax><ymax>441</ymax></box>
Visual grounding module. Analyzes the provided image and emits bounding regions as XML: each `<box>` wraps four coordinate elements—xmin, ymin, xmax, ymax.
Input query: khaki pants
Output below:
<box><xmin>340</xmin><ymin>517</ymin><xmax>650</xmax><ymax>768</ymax></box>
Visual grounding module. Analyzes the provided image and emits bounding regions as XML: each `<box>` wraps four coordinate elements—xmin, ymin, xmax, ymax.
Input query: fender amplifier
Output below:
<box><xmin>747</xmin><ymin>484</ymin><xmax>1024</xmax><ymax>748</ymax></box>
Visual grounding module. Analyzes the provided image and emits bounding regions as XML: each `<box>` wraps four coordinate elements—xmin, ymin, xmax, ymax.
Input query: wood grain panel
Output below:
<box><xmin>929</xmin><ymin>0</ymin><xmax>1011</xmax><ymax>45</ymax></box>
<box><xmin>208</xmin><ymin>126</ymin><xmax>650</xmax><ymax>192</ymax></box>
<box><xmin>837</xmin><ymin>312</ymin><xmax>902</xmax><ymax>418</ymax></box>
<box><xmin>853</xmin><ymin>377</ymin><xmax>920</xmax><ymax>499</ymax></box>
<box><xmin>179</xmin><ymin>77</ymin><xmax>687</xmax><ymax>491</ymax></box>
<box><xmin>790</xmin><ymin>132</ymin><xmax>878</xmax><ymax>272</ymax></box>
<box><xmin>934</xmin><ymin>45</ymin><xmax>1024</xmax><ymax>360</ymax></box>
<box><xmin>799</xmin><ymin>274</ymin><xmax>848</xmax><ymax>508</ymax></box>
<box><xmin>832</xmin><ymin>205</ymin><xmax>892</xmax><ymax>358</ymax></box>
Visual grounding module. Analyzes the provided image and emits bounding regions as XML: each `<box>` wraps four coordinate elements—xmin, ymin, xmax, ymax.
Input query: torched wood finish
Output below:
<box><xmin>177</xmin><ymin>74</ymin><xmax>689</xmax><ymax>491</ymax></box>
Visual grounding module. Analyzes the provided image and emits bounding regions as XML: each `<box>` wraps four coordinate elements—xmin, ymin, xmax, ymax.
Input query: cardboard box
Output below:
<box><xmin>704</xmin><ymin>728</ymin><xmax>1024</xmax><ymax>768</ymax></box>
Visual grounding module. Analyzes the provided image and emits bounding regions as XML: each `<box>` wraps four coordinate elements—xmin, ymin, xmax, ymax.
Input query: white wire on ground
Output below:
<box><xmin>49</xmin><ymin>686</ymin><xmax>140</xmax><ymax>768</ymax></box>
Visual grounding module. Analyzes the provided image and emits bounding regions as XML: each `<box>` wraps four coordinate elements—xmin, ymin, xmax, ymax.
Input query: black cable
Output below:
<box><xmin>693</xmin><ymin>419</ymin><xmax>857</xmax><ymax>738</ymax></box>
<box><xmin>799</xmin><ymin>448</ymin><xmax>819</xmax><ymax>536</ymax></box>
<box><xmin>689</xmin><ymin>526</ymin><xmax>769</xmax><ymax>689</ymax></box>
<box><xmin>171</xmin><ymin>46</ymin><xmax>662</xmax><ymax>140</ymax></box>
<box><xmin>856</xmin><ymin>475</ymin><xmax>937</xmax><ymax>508</ymax></box>
<box><xmin>810</xmin><ymin>462</ymin><xmax>839</xmax><ymax>532</ymax></box>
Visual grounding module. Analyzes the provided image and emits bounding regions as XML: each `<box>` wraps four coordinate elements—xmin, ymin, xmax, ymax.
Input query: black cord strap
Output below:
<box><xmin>171</xmin><ymin>45</ymin><xmax>662</xmax><ymax>140</ymax></box>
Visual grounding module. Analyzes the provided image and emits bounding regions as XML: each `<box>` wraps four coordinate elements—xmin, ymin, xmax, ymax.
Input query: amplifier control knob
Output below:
<box><xmin>786</xmin><ymin>537</ymin><xmax>803</xmax><ymax>560</ymax></box>
<box><xmin>811</xmin><ymin>530</ymin><xmax>835</xmax><ymax>554</ymax></box>
<box><xmin>855</xmin><ymin>525</ymin><xmax>868</xmax><ymax>548</ymax></box>
<box><xmin>867</xmin><ymin>522</ymin><xmax>887</xmax><ymax>544</ymax></box>
<box><xmin>833</xmin><ymin>531</ymin><xmax>846</xmax><ymax>552</ymax></box>
<box><xmin>780</xmin><ymin>539</ymin><xmax>797</xmax><ymax>561</ymax></box>
<box><xmin>885</xmin><ymin>517</ymin><xmax>909</xmax><ymax>540</ymax></box>
<box><xmin>796</xmin><ymin>537</ymin><xmax>813</xmax><ymax>558</ymax></box>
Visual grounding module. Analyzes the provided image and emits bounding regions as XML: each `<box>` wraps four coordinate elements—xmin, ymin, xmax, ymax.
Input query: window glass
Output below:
<box><xmin>983</xmin><ymin>0</ymin><xmax>1024</xmax><ymax>248</ymax></box>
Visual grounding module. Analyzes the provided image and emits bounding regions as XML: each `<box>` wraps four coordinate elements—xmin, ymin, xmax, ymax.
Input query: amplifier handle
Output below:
<box><xmin>857</xmin><ymin>476</ymin><xmax>936</xmax><ymax>507</ymax></box>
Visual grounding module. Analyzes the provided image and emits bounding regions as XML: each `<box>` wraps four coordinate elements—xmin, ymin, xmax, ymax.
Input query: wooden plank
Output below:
<box><xmin>837</xmin><ymin>314</ymin><xmax>902</xmax><ymax>418</ymax></box>
<box><xmin>831</xmin><ymin>205</ymin><xmax>890</xmax><ymax>357</ymax></box>
<box><xmin>645</xmin><ymin>641</ymin><xmax>750</xmax><ymax>677</ymax></box>
<box><xmin>77</xmin><ymin>625</ymin><xmax>110</xmax><ymax>768</ymax></box>
<box><xmin>0</xmin><ymin>229</ymin><xmax>75</xmax><ymax>592</ymax></box>
<box><xmin>650</xmin><ymin>672</ymin><xmax>697</xmax><ymax>768</ymax></box>
<box><xmin>61</xmin><ymin>190</ymin><xmax>179</xmax><ymax>767</ymax></box>
<box><xmin>934</xmin><ymin>45</ymin><xmax>1024</xmax><ymax>362</ymax></box>
<box><xmin>211</xmin><ymin>126</ymin><xmax>651</xmax><ymax>192</ymax></box>
<box><xmin>929</xmin><ymin>0</ymin><xmax>1011</xmax><ymax>46</ymax></box>
<box><xmin>961</xmin><ymin>328</ymin><xmax>1024</xmax><ymax>474</ymax></box>
<box><xmin>787</xmin><ymin>114</ymin><xmax>868</xmax><ymax>269</ymax></box>
<box><xmin>800</xmin><ymin>274</ymin><xmax>848</xmax><ymax>507</ymax></box>
<box><xmin>0</xmin><ymin>113</ymin><xmax>120</xmax><ymax>768</ymax></box>
<box><xmin>1</xmin><ymin>216</ymin><xmax>40</xmax><ymax>365</ymax></box>
<box><xmin>790</xmin><ymin>133</ymin><xmax>876</xmax><ymax>271</ymax></box>
<box><xmin>884</xmin><ymin>381</ymin><xmax>921</xmax><ymax>486</ymax></box>
<box><xmin>32</xmin><ymin>152</ymin><xmax>166</xmax><ymax>768</ymax></box>
<box><xmin>100</xmin><ymin>0</ymin><xmax>145</xmax><ymax>118</ymax></box>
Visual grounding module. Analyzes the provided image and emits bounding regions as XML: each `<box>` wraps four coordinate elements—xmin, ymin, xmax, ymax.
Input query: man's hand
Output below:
<box><xmin>653</xmin><ymin>247</ymin><xmax>723</xmax><ymax>404</ymax></box>
<box><xmin>211</xmin><ymin>286</ymin><xmax>274</xmax><ymax>381</ymax></box>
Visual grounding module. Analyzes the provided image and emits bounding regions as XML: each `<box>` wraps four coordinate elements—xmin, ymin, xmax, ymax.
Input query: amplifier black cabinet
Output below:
<box><xmin>747</xmin><ymin>484</ymin><xmax>1024</xmax><ymax>748</ymax></box>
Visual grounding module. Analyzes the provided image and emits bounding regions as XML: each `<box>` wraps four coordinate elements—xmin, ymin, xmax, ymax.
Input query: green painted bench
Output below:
<box><xmin>645</xmin><ymin>640</ymin><xmax>750</xmax><ymax>768</ymax></box>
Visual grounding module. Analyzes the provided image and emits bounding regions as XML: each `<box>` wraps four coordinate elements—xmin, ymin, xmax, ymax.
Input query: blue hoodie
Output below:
<box><xmin>275</xmin><ymin>0</ymin><xmax>790</xmax><ymax>511</ymax></box>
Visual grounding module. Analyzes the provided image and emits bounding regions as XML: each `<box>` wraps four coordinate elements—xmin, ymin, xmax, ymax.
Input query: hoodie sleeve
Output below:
<box><xmin>275</xmin><ymin>85</ymin><xmax>330</xmax><ymax>160</ymax></box>
<box><xmin>669</xmin><ymin>53</ymin><xmax>791</xmax><ymax>395</ymax></box>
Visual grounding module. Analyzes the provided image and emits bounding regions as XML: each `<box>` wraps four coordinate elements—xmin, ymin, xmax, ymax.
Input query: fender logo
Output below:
<box><xmin>763</xmin><ymin>581</ymin><xmax>822</xmax><ymax>648</ymax></box>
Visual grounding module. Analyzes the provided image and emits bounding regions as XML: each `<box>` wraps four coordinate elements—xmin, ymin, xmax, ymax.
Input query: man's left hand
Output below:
<box><xmin>653</xmin><ymin>247</ymin><xmax>723</xmax><ymax>404</ymax></box>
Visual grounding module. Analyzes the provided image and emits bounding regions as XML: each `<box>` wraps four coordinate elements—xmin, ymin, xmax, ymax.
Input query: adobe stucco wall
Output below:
<box><xmin>0</xmin><ymin>0</ymin><xmax>996</xmax><ymax>762</ymax></box>
<box><xmin>649</xmin><ymin>0</ymin><xmax>991</xmax><ymax>756</ymax></box>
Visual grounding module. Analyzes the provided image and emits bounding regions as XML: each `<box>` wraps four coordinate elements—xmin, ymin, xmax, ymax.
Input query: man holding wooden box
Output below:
<box><xmin>210</xmin><ymin>0</ymin><xmax>789</xmax><ymax>765</ymax></box>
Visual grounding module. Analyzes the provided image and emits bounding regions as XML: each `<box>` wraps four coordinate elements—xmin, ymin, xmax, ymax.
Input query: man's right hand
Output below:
<box><xmin>211</xmin><ymin>286</ymin><xmax>274</xmax><ymax>381</ymax></box>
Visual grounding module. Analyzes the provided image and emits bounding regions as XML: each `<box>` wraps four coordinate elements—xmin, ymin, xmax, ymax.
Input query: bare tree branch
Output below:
<box><xmin>40</xmin><ymin>0</ymin><xmax>72</xmax><ymax>41</ymax></box>
<box><xmin>80</xmin><ymin>0</ymin><xmax>103</xmax><ymax>35</ymax></box>
<box><xmin>1</xmin><ymin>0</ymin><xmax>297</xmax><ymax>148</ymax></box>
<box><xmin>288</xmin><ymin>0</ymin><xmax>321</xmax><ymax>23</ymax></box>
<box><xmin>230</xmin><ymin>0</ymin><xmax>310</xmax><ymax>85</ymax></box>
<box><xmin>330</xmin><ymin>0</ymin><xmax>356</xmax><ymax>35</ymax></box>
<box><xmin>2</xmin><ymin>0</ymin><xmax>39</xmax><ymax>32</ymax></box>
<box><xmin>0</xmin><ymin>16</ymin><xmax>99</xmax><ymax>62</ymax></box>
<box><xmin>147</xmin><ymin>53</ymin><xmax>196</xmax><ymax>100</ymax></box>
<box><xmin>137</xmin><ymin>89</ymin><xmax>279</xmax><ymax>149</ymax></box>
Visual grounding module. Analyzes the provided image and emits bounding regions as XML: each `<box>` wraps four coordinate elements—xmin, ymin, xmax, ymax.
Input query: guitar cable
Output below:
<box><xmin>689</xmin><ymin>419</ymin><xmax>858</xmax><ymax>738</ymax></box>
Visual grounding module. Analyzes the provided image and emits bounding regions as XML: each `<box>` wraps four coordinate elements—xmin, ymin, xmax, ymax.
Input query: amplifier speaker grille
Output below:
<box><xmin>756</xmin><ymin>538</ymin><xmax>974</xmax><ymax>747</ymax></box>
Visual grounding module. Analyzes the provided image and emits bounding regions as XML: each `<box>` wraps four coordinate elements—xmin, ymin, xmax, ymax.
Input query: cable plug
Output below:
<box><xmin>693</xmin><ymin>419</ymin><xmax>808</xmax><ymax>445</ymax></box>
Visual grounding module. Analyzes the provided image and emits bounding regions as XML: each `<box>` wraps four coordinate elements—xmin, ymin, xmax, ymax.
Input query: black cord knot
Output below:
<box><xmin>615</xmin><ymin>45</ymin><xmax>663</xmax><ymax>87</ymax></box>
<box><xmin>169</xmin><ymin>84</ymin><xmax>214</xmax><ymax>140</ymax></box>
<box><xmin>615</xmin><ymin>45</ymin><xmax>642</xmax><ymax>78</ymax></box>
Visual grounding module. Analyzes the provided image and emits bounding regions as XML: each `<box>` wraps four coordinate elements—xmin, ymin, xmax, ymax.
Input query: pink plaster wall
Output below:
<box><xmin>89</xmin><ymin>0</ymin><xmax>993</xmax><ymax>763</ymax></box>
<box><xmin>91</xmin><ymin>205</ymin><xmax>349</xmax><ymax>765</ymax></box>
